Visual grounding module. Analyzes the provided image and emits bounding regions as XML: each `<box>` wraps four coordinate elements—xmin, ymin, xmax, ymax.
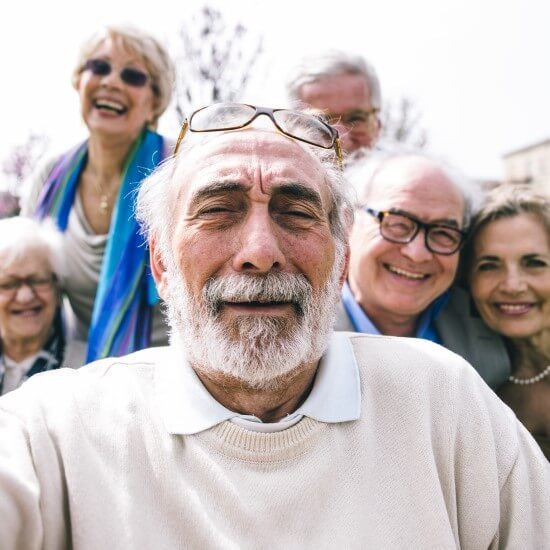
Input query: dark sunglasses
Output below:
<box><xmin>84</xmin><ymin>58</ymin><xmax>149</xmax><ymax>88</ymax></box>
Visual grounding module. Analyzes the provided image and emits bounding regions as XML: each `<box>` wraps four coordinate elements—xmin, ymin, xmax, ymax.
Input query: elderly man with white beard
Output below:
<box><xmin>0</xmin><ymin>103</ymin><xmax>548</xmax><ymax>549</ymax></box>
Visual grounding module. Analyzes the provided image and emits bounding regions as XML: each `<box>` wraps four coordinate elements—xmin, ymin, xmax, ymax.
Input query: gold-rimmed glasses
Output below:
<box><xmin>174</xmin><ymin>103</ymin><xmax>343</xmax><ymax>166</ymax></box>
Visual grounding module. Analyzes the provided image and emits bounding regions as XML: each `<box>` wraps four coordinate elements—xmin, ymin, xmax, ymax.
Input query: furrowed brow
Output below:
<box><xmin>272</xmin><ymin>183</ymin><xmax>324</xmax><ymax>210</ymax></box>
<box><xmin>188</xmin><ymin>181</ymin><xmax>245</xmax><ymax>206</ymax></box>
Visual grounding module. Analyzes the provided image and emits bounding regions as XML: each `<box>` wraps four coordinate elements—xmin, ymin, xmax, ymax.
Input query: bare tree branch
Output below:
<box><xmin>381</xmin><ymin>97</ymin><xmax>428</xmax><ymax>148</ymax></box>
<box><xmin>2</xmin><ymin>133</ymin><xmax>50</xmax><ymax>195</ymax></box>
<box><xmin>172</xmin><ymin>5</ymin><xmax>264</xmax><ymax>122</ymax></box>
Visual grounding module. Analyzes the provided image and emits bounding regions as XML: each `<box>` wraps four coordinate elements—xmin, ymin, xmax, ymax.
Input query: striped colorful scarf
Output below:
<box><xmin>34</xmin><ymin>129</ymin><xmax>166</xmax><ymax>362</ymax></box>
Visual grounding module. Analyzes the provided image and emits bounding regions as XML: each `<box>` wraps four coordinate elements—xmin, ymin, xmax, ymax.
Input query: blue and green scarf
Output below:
<box><xmin>34</xmin><ymin>129</ymin><xmax>166</xmax><ymax>362</ymax></box>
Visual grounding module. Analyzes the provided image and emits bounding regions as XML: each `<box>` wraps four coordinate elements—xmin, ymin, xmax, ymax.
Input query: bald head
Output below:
<box><xmin>347</xmin><ymin>152</ymin><xmax>478</xmax><ymax>228</ymax></box>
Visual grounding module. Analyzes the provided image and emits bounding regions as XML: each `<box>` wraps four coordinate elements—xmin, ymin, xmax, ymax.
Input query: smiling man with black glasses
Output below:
<box><xmin>338</xmin><ymin>150</ymin><xmax>511</xmax><ymax>390</ymax></box>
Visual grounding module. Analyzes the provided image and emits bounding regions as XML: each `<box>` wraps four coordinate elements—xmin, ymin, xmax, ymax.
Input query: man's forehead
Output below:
<box><xmin>367</xmin><ymin>156</ymin><xmax>465</xmax><ymax>220</ymax></box>
<box><xmin>301</xmin><ymin>73</ymin><xmax>372</xmax><ymax>108</ymax></box>
<box><xmin>369</xmin><ymin>157</ymin><xmax>451</xmax><ymax>197</ymax></box>
<box><xmin>175</xmin><ymin>130</ymin><xmax>327</xmax><ymax>198</ymax></box>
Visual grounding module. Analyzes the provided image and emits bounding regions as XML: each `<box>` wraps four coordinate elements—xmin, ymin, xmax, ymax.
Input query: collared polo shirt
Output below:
<box><xmin>341</xmin><ymin>282</ymin><xmax>449</xmax><ymax>343</ymax></box>
<box><xmin>156</xmin><ymin>332</ymin><xmax>361</xmax><ymax>435</ymax></box>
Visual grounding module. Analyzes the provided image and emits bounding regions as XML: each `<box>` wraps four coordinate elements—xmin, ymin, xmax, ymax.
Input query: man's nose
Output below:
<box><xmin>399</xmin><ymin>231</ymin><xmax>433</xmax><ymax>262</ymax></box>
<box><xmin>232</xmin><ymin>210</ymin><xmax>286</xmax><ymax>273</ymax></box>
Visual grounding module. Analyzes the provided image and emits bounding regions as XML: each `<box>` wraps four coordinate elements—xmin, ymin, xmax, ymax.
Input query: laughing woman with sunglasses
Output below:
<box><xmin>21</xmin><ymin>25</ymin><xmax>175</xmax><ymax>362</ymax></box>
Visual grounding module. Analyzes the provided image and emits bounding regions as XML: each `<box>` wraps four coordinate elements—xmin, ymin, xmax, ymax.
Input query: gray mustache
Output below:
<box><xmin>203</xmin><ymin>273</ymin><xmax>313</xmax><ymax>315</ymax></box>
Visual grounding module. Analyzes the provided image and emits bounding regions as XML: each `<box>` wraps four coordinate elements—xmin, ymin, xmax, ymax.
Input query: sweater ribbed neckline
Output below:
<box><xmin>196</xmin><ymin>417</ymin><xmax>326</xmax><ymax>462</ymax></box>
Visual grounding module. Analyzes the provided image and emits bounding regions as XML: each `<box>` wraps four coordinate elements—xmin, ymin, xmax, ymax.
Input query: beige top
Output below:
<box><xmin>0</xmin><ymin>334</ymin><xmax>548</xmax><ymax>548</ymax></box>
<box><xmin>21</xmin><ymin>154</ymin><xmax>169</xmax><ymax>346</ymax></box>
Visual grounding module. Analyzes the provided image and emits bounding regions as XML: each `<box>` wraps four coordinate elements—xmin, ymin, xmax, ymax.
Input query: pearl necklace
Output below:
<box><xmin>508</xmin><ymin>365</ymin><xmax>550</xmax><ymax>385</ymax></box>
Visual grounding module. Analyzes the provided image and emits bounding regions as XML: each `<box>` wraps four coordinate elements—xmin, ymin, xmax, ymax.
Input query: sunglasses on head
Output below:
<box><xmin>84</xmin><ymin>58</ymin><xmax>149</xmax><ymax>88</ymax></box>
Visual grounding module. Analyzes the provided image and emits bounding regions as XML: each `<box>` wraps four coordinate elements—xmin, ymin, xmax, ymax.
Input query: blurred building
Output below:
<box><xmin>503</xmin><ymin>138</ymin><xmax>550</xmax><ymax>187</ymax></box>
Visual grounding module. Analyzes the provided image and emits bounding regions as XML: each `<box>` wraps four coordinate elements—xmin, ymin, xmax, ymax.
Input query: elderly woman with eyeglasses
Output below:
<box><xmin>0</xmin><ymin>217</ymin><xmax>86</xmax><ymax>395</ymax></box>
<box><xmin>21</xmin><ymin>25</ymin><xmax>175</xmax><ymax>362</ymax></box>
<box><xmin>466</xmin><ymin>183</ymin><xmax>550</xmax><ymax>459</ymax></box>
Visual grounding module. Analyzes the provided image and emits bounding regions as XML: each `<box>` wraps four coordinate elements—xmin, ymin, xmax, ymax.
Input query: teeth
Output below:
<box><xmin>12</xmin><ymin>308</ymin><xmax>41</xmax><ymax>316</ymax></box>
<box><xmin>387</xmin><ymin>265</ymin><xmax>426</xmax><ymax>280</ymax></box>
<box><xmin>94</xmin><ymin>99</ymin><xmax>126</xmax><ymax>113</ymax></box>
<box><xmin>497</xmin><ymin>303</ymin><xmax>532</xmax><ymax>314</ymax></box>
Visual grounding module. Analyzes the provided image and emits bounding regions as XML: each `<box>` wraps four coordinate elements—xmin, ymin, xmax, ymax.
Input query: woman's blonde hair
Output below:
<box><xmin>469</xmin><ymin>182</ymin><xmax>550</xmax><ymax>239</ymax></box>
<box><xmin>461</xmin><ymin>183</ymin><xmax>550</xmax><ymax>285</ymax></box>
<box><xmin>72</xmin><ymin>24</ymin><xmax>175</xmax><ymax>128</ymax></box>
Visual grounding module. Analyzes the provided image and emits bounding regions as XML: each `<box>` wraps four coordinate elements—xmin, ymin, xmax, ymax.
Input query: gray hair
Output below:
<box><xmin>344</xmin><ymin>147</ymin><xmax>482</xmax><ymax>227</ymax></box>
<box><xmin>136</xmin><ymin>130</ymin><xmax>354</xmax><ymax>264</ymax></box>
<box><xmin>286</xmin><ymin>50</ymin><xmax>382</xmax><ymax>111</ymax></box>
<box><xmin>72</xmin><ymin>24</ymin><xmax>175</xmax><ymax>128</ymax></box>
<box><xmin>0</xmin><ymin>217</ymin><xmax>65</xmax><ymax>280</ymax></box>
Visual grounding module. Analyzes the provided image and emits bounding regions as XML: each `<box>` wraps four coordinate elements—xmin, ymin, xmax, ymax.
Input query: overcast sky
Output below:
<box><xmin>2</xmin><ymin>0</ymin><xmax>549</xmax><ymax>183</ymax></box>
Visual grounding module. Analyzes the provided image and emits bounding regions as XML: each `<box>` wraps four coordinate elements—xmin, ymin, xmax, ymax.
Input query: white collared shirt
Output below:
<box><xmin>0</xmin><ymin>354</ymin><xmax>40</xmax><ymax>395</ymax></box>
<box><xmin>156</xmin><ymin>332</ymin><xmax>361</xmax><ymax>434</ymax></box>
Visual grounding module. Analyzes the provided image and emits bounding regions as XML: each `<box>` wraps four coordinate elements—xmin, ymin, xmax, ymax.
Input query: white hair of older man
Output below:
<box><xmin>162</xmin><ymin>240</ymin><xmax>346</xmax><ymax>390</ymax></box>
<box><xmin>344</xmin><ymin>146</ymin><xmax>483</xmax><ymax>228</ymax></box>
<box><xmin>136</xmin><ymin>129</ymin><xmax>354</xmax><ymax>268</ymax></box>
<box><xmin>286</xmin><ymin>50</ymin><xmax>382</xmax><ymax>111</ymax></box>
<box><xmin>0</xmin><ymin>217</ymin><xmax>65</xmax><ymax>281</ymax></box>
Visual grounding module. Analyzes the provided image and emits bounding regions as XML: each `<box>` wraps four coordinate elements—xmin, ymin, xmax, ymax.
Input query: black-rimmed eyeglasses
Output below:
<box><xmin>174</xmin><ymin>103</ymin><xmax>343</xmax><ymax>165</ymax></box>
<box><xmin>364</xmin><ymin>207</ymin><xmax>467</xmax><ymax>255</ymax></box>
<box><xmin>0</xmin><ymin>275</ymin><xmax>57</xmax><ymax>299</ymax></box>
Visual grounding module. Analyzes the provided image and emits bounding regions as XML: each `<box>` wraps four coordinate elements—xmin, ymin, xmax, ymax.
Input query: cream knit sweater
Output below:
<box><xmin>0</xmin><ymin>334</ymin><xmax>548</xmax><ymax>549</ymax></box>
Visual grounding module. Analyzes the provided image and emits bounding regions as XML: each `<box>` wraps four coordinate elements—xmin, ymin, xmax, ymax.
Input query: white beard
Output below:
<box><xmin>163</xmin><ymin>251</ymin><xmax>344</xmax><ymax>391</ymax></box>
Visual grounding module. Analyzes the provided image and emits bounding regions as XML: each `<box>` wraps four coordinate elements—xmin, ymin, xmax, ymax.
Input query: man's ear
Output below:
<box><xmin>149</xmin><ymin>236</ymin><xmax>169</xmax><ymax>300</ymax></box>
<box><xmin>338</xmin><ymin>244</ymin><xmax>350</xmax><ymax>288</ymax></box>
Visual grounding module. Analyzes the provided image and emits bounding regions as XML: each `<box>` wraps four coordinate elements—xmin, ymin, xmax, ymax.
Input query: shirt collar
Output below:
<box><xmin>156</xmin><ymin>332</ymin><xmax>361</xmax><ymax>435</ymax></box>
<box><xmin>342</xmin><ymin>281</ymin><xmax>448</xmax><ymax>341</ymax></box>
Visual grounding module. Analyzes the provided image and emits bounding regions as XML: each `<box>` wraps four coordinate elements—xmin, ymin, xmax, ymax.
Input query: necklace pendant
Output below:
<box><xmin>99</xmin><ymin>196</ymin><xmax>109</xmax><ymax>213</ymax></box>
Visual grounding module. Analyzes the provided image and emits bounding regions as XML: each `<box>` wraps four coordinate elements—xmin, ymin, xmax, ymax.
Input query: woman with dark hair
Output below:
<box><xmin>467</xmin><ymin>183</ymin><xmax>550</xmax><ymax>459</ymax></box>
<box><xmin>22</xmin><ymin>25</ymin><xmax>175</xmax><ymax>362</ymax></box>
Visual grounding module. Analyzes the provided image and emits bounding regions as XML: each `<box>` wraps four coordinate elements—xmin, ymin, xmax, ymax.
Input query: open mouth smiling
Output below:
<box><xmin>385</xmin><ymin>264</ymin><xmax>430</xmax><ymax>281</ymax></box>
<box><xmin>494</xmin><ymin>302</ymin><xmax>536</xmax><ymax>316</ymax></box>
<box><xmin>93</xmin><ymin>99</ymin><xmax>127</xmax><ymax>115</ymax></box>
<box><xmin>10</xmin><ymin>306</ymin><xmax>43</xmax><ymax>317</ymax></box>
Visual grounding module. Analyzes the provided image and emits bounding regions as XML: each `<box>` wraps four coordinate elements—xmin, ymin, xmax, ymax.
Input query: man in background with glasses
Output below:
<box><xmin>0</xmin><ymin>104</ymin><xmax>547</xmax><ymax>547</ymax></box>
<box><xmin>286</xmin><ymin>50</ymin><xmax>382</xmax><ymax>153</ymax></box>
<box><xmin>338</xmin><ymin>150</ymin><xmax>511</xmax><ymax>389</ymax></box>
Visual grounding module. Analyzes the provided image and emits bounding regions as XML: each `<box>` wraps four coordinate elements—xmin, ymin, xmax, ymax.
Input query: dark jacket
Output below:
<box><xmin>333</xmin><ymin>286</ymin><xmax>511</xmax><ymax>390</ymax></box>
